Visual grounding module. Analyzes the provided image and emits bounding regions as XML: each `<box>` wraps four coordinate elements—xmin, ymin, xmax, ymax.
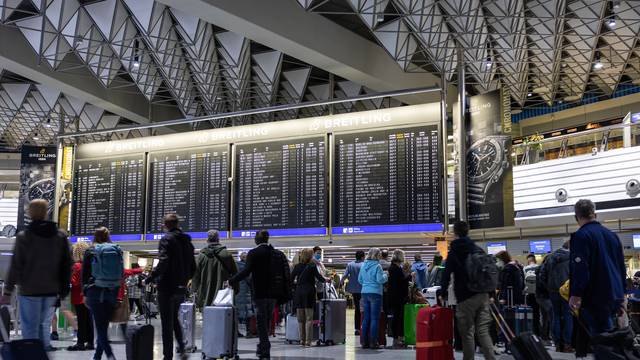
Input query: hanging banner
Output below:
<box><xmin>17</xmin><ymin>146</ymin><xmax>57</xmax><ymax>230</ymax></box>
<box><xmin>466</xmin><ymin>89</ymin><xmax>514</xmax><ymax>229</ymax></box>
<box><xmin>57</xmin><ymin>146</ymin><xmax>74</xmax><ymax>231</ymax></box>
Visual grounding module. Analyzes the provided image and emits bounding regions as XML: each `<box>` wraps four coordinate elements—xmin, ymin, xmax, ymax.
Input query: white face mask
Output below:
<box><xmin>496</xmin><ymin>259</ymin><xmax>505</xmax><ymax>268</ymax></box>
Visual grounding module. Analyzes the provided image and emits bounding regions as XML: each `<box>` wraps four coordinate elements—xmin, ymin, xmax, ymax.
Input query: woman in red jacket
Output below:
<box><xmin>68</xmin><ymin>241</ymin><xmax>94</xmax><ymax>351</ymax></box>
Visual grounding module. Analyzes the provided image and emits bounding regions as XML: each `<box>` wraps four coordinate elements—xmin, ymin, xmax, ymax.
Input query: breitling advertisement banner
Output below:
<box><xmin>17</xmin><ymin>146</ymin><xmax>57</xmax><ymax>230</ymax></box>
<box><xmin>466</xmin><ymin>89</ymin><xmax>514</xmax><ymax>229</ymax></box>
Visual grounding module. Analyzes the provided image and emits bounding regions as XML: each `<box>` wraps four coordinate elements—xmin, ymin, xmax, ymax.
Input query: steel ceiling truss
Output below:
<box><xmin>300</xmin><ymin>0</ymin><xmax>640</xmax><ymax>107</ymax></box>
<box><xmin>0</xmin><ymin>0</ymin><xmax>401</xmax><ymax>148</ymax></box>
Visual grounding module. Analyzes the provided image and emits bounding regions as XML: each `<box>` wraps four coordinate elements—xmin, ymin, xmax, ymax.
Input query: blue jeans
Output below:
<box><xmin>18</xmin><ymin>295</ymin><xmax>57</xmax><ymax>348</ymax></box>
<box><xmin>85</xmin><ymin>287</ymin><xmax>119</xmax><ymax>359</ymax></box>
<box><xmin>360</xmin><ymin>293</ymin><xmax>382</xmax><ymax>347</ymax></box>
<box><xmin>549</xmin><ymin>292</ymin><xmax>572</xmax><ymax>346</ymax></box>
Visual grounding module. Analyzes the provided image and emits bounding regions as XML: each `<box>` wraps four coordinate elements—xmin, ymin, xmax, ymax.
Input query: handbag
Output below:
<box><xmin>213</xmin><ymin>287</ymin><xmax>234</xmax><ymax>306</ymax></box>
<box><xmin>111</xmin><ymin>295</ymin><xmax>130</xmax><ymax>323</ymax></box>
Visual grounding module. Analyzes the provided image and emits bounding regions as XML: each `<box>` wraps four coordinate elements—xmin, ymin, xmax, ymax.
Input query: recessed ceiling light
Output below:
<box><xmin>527</xmin><ymin>93</ymin><xmax>532</xmax><ymax>97</ymax></box>
<box><xmin>593</xmin><ymin>61</ymin><xmax>604</xmax><ymax>70</ymax></box>
<box><xmin>33</xmin><ymin>134</ymin><xmax>39</xmax><ymax>140</ymax></box>
<box><xmin>607</xmin><ymin>18</ymin><xmax>616</xmax><ymax>28</ymax></box>
<box><xmin>133</xmin><ymin>61</ymin><xmax>140</xmax><ymax>69</ymax></box>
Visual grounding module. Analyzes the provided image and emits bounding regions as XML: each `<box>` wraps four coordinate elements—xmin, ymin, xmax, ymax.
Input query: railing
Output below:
<box><xmin>512</xmin><ymin>115</ymin><xmax>640</xmax><ymax>166</ymax></box>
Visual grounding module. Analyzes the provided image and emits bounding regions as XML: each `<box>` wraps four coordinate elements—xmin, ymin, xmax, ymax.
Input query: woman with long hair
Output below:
<box><xmin>290</xmin><ymin>248</ymin><xmax>328</xmax><ymax>346</ymax></box>
<box><xmin>358</xmin><ymin>248</ymin><xmax>388</xmax><ymax>349</ymax></box>
<box><xmin>67</xmin><ymin>241</ymin><xmax>93</xmax><ymax>351</ymax></box>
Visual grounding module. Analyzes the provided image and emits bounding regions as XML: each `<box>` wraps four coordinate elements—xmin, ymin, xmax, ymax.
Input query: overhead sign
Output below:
<box><xmin>487</xmin><ymin>242</ymin><xmax>506</xmax><ymax>255</ymax></box>
<box><xmin>529</xmin><ymin>240</ymin><xmax>552</xmax><ymax>254</ymax></box>
<box><xmin>76</xmin><ymin>103</ymin><xmax>440</xmax><ymax>159</ymax></box>
<box><xmin>18</xmin><ymin>146</ymin><xmax>57</xmax><ymax>230</ymax></box>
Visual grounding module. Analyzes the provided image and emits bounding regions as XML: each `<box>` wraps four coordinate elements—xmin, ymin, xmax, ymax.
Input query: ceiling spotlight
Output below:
<box><xmin>486</xmin><ymin>59</ymin><xmax>492</xmax><ymax>69</ymax></box>
<box><xmin>133</xmin><ymin>60</ymin><xmax>140</xmax><ymax>69</ymax></box>
<box><xmin>527</xmin><ymin>93</ymin><xmax>532</xmax><ymax>97</ymax></box>
<box><xmin>45</xmin><ymin>118</ymin><xmax>52</xmax><ymax>128</ymax></box>
<box><xmin>607</xmin><ymin>18</ymin><xmax>616</xmax><ymax>28</ymax></box>
<box><xmin>33</xmin><ymin>133</ymin><xmax>39</xmax><ymax>141</ymax></box>
<box><xmin>593</xmin><ymin>61</ymin><xmax>604</xmax><ymax>70</ymax></box>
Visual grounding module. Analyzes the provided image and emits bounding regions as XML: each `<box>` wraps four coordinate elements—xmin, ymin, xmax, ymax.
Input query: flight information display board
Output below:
<box><xmin>233</xmin><ymin>137</ymin><xmax>327</xmax><ymax>237</ymax></box>
<box><xmin>333</xmin><ymin>126</ymin><xmax>442</xmax><ymax>234</ymax></box>
<box><xmin>145</xmin><ymin>147</ymin><xmax>229</xmax><ymax>240</ymax></box>
<box><xmin>71</xmin><ymin>155</ymin><xmax>145</xmax><ymax>240</ymax></box>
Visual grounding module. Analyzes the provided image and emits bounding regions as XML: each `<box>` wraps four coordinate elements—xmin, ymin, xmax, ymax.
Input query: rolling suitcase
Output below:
<box><xmin>125</xmin><ymin>319</ymin><xmax>154</xmax><ymax>360</ymax></box>
<box><xmin>0</xmin><ymin>305</ymin><xmax>48</xmax><ymax>360</ymax></box>
<box><xmin>490</xmin><ymin>303</ymin><xmax>552</xmax><ymax>360</ymax></box>
<box><xmin>202</xmin><ymin>306</ymin><xmax>238</xmax><ymax>360</ymax></box>
<box><xmin>179</xmin><ymin>301</ymin><xmax>197</xmax><ymax>352</ymax></box>
<box><xmin>403</xmin><ymin>303</ymin><xmax>428</xmax><ymax>345</ymax></box>
<box><xmin>318</xmin><ymin>299</ymin><xmax>347</xmax><ymax>345</ymax></box>
<box><xmin>415</xmin><ymin>306</ymin><xmax>454</xmax><ymax>360</ymax></box>
<box><xmin>285</xmin><ymin>313</ymin><xmax>300</xmax><ymax>344</ymax></box>
<box><xmin>0</xmin><ymin>306</ymin><xmax>10</xmax><ymax>343</ymax></box>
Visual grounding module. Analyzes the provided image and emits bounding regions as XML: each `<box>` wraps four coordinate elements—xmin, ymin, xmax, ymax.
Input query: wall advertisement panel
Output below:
<box><xmin>18</xmin><ymin>146</ymin><xmax>57</xmax><ymax>229</ymax></box>
<box><xmin>466</xmin><ymin>89</ymin><xmax>514</xmax><ymax>229</ymax></box>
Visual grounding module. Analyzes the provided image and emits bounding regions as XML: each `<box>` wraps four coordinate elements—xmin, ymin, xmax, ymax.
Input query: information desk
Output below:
<box><xmin>333</xmin><ymin>126</ymin><xmax>441</xmax><ymax>234</ymax></box>
<box><xmin>146</xmin><ymin>147</ymin><xmax>229</xmax><ymax>235</ymax></box>
<box><xmin>233</xmin><ymin>137</ymin><xmax>327</xmax><ymax>237</ymax></box>
<box><xmin>71</xmin><ymin>155</ymin><xmax>145</xmax><ymax>236</ymax></box>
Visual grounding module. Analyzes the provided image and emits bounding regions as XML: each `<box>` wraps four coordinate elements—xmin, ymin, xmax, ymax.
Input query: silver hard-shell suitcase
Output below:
<box><xmin>318</xmin><ymin>299</ymin><xmax>347</xmax><ymax>345</ymax></box>
<box><xmin>178</xmin><ymin>302</ymin><xmax>196</xmax><ymax>352</ymax></box>
<box><xmin>202</xmin><ymin>306</ymin><xmax>238</xmax><ymax>360</ymax></box>
<box><xmin>285</xmin><ymin>314</ymin><xmax>300</xmax><ymax>344</ymax></box>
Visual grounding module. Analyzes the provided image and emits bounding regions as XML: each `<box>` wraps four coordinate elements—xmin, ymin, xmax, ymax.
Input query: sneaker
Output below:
<box><xmin>354</xmin><ymin>330</ymin><xmax>360</xmax><ymax>336</ymax></box>
<box><xmin>50</xmin><ymin>332</ymin><xmax>59</xmax><ymax>341</ymax></box>
<box><xmin>67</xmin><ymin>344</ymin><xmax>86</xmax><ymax>351</ymax></box>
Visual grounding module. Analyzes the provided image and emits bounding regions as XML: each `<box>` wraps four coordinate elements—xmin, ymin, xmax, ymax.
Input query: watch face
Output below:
<box><xmin>28</xmin><ymin>178</ymin><xmax>56</xmax><ymax>202</ymax></box>
<box><xmin>467</xmin><ymin>139</ymin><xmax>502</xmax><ymax>183</ymax></box>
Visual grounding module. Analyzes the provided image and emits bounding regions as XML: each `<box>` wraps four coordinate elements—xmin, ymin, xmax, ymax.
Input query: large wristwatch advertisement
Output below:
<box><xmin>467</xmin><ymin>135</ymin><xmax>511</xmax><ymax>205</ymax></box>
<box><xmin>17</xmin><ymin>146</ymin><xmax>58</xmax><ymax>229</ymax></box>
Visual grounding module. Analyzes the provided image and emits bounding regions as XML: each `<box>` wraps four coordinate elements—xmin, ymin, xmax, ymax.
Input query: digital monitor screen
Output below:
<box><xmin>233</xmin><ymin>137</ymin><xmax>327</xmax><ymax>237</ymax></box>
<box><xmin>146</xmin><ymin>146</ymin><xmax>229</xmax><ymax>236</ymax></box>
<box><xmin>487</xmin><ymin>242</ymin><xmax>506</xmax><ymax>255</ymax></box>
<box><xmin>72</xmin><ymin>155</ymin><xmax>145</xmax><ymax>236</ymax></box>
<box><xmin>332</xmin><ymin>126</ymin><xmax>441</xmax><ymax>234</ymax></box>
<box><xmin>633</xmin><ymin>234</ymin><xmax>640</xmax><ymax>249</ymax></box>
<box><xmin>529</xmin><ymin>240</ymin><xmax>552</xmax><ymax>254</ymax></box>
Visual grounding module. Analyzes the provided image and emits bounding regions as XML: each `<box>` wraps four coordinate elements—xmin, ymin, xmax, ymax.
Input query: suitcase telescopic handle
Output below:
<box><xmin>489</xmin><ymin>302</ymin><xmax>516</xmax><ymax>343</ymax></box>
<box><xmin>0</xmin><ymin>305</ymin><xmax>12</xmax><ymax>343</ymax></box>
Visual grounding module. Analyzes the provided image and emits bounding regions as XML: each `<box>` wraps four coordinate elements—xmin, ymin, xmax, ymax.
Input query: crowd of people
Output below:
<box><xmin>0</xmin><ymin>198</ymin><xmax>632</xmax><ymax>360</ymax></box>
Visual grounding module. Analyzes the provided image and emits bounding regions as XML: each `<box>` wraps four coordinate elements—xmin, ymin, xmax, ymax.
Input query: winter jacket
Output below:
<box><xmin>81</xmin><ymin>248</ymin><xmax>139</xmax><ymax>301</ymax></box>
<box><xmin>342</xmin><ymin>260</ymin><xmax>364</xmax><ymax>294</ymax></box>
<box><xmin>230</xmin><ymin>243</ymin><xmax>291</xmax><ymax>301</ymax></box>
<box><xmin>498</xmin><ymin>262</ymin><xmax>525</xmax><ymax>305</ymax></box>
<box><xmin>441</xmin><ymin>236</ymin><xmax>480</xmax><ymax>303</ymax></box>
<box><xmin>234</xmin><ymin>260</ymin><xmax>252</xmax><ymax>309</ymax></box>
<box><xmin>535</xmin><ymin>256</ymin><xmax>551</xmax><ymax>301</ymax></box>
<box><xmin>411</xmin><ymin>261</ymin><xmax>428</xmax><ymax>289</ymax></box>
<box><xmin>192</xmin><ymin>243</ymin><xmax>238</xmax><ymax>308</ymax></box>
<box><xmin>4</xmin><ymin>220</ymin><xmax>72</xmax><ymax>298</ymax></box>
<box><xmin>388</xmin><ymin>262</ymin><xmax>411</xmax><ymax>306</ymax></box>
<box><xmin>570</xmin><ymin>221</ymin><xmax>626</xmax><ymax>314</ymax></box>
<box><xmin>150</xmin><ymin>228</ymin><xmax>196</xmax><ymax>294</ymax></box>
<box><xmin>358</xmin><ymin>260</ymin><xmax>387</xmax><ymax>295</ymax></box>
<box><xmin>70</xmin><ymin>262</ymin><xmax>83</xmax><ymax>305</ymax></box>
<box><xmin>540</xmin><ymin>247</ymin><xmax>570</xmax><ymax>294</ymax></box>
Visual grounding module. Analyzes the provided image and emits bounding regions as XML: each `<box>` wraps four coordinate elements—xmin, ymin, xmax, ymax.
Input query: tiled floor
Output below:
<box><xmin>44</xmin><ymin>310</ymin><xmax>590</xmax><ymax>360</ymax></box>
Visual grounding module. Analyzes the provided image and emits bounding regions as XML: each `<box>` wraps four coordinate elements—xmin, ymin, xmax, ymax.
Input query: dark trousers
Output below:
<box><xmin>352</xmin><ymin>293</ymin><xmax>362</xmax><ymax>332</ymax></box>
<box><xmin>525</xmin><ymin>294</ymin><xmax>541</xmax><ymax>336</ymax></box>
<box><xmin>85</xmin><ymin>287</ymin><xmax>118</xmax><ymax>360</ymax></box>
<box><xmin>74</xmin><ymin>304</ymin><xmax>94</xmax><ymax>347</ymax></box>
<box><xmin>254</xmin><ymin>298</ymin><xmax>276</xmax><ymax>358</ymax></box>
<box><xmin>158</xmin><ymin>291</ymin><xmax>186</xmax><ymax>359</ymax></box>
<box><xmin>390</xmin><ymin>302</ymin><xmax>404</xmax><ymax>339</ymax></box>
<box><xmin>129</xmin><ymin>298</ymin><xmax>143</xmax><ymax>315</ymax></box>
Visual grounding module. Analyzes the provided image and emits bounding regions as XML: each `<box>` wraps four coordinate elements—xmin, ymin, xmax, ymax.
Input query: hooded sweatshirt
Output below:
<box><xmin>358</xmin><ymin>259</ymin><xmax>388</xmax><ymax>295</ymax></box>
<box><xmin>5</xmin><ymin>220</ymin><xmax>72</xmax><ymax>297</ymax></box>
<box><xmin>411</xmin><ymin>260</ymin><xmax>428</xmax><ymax>289</ymax></box>
<box><xmin>192</xmin><ymin>243</ymin><xmax>238</xmax><ymax>308</ymax></box>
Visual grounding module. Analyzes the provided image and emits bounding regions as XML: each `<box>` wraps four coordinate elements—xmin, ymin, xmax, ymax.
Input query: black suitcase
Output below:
<box><xmin>490</xmin><ymin>303</ymin><xmax>552</xmax><ymax>360</ymax></box>
<box><xmin>0</xmin><ymin>306</ymin><xmax>10</xmax><ymax>343</ymax></box>
<box><xmin>125</xmin><ymin>323</ymin><xmax>154</xmax><ymax>360</ymax></box>
<box><xmin>0</xmin><ymin>305</ymin><xmax>48</xmax><ymax>360</ymax></box>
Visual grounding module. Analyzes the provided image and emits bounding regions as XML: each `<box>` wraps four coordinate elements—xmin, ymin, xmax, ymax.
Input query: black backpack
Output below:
<box><xmin>465</xmin><ymin>247</ymin><xmax>499</xmax><ymax>293</ymax></box>
<box><xmin>267</xmin><ymin>246</ymin><xmax>291</xmax><ymax>305</ymax></box>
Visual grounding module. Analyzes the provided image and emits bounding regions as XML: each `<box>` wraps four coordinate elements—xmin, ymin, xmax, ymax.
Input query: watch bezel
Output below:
<box><xmin>467</xmin><ymin>137</ymin><xmax>504</xmax><ymax>184</ymax></box>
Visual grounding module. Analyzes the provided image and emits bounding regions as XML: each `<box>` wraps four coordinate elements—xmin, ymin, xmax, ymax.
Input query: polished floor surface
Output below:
<box><xmin>44</xmin><ymin>310</ymin><xmax>590</xmax><ymax>360</ymax></box>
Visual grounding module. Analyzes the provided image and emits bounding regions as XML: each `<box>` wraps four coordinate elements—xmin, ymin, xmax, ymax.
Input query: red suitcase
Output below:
<box><xmin>360</xmin><ymin>311</ymin><xmax>387</xmax><ymax>347</ymax></box>
<box><xmin>416</xmin><ymin>306</ymin><xmax>454</xmax><ymax>360</ymax></box>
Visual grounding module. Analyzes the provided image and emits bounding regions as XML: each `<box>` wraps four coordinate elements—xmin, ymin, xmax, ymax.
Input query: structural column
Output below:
<box><xmin>440</xmin><ymin>72</ymin><xmax>449</xmax><ymax>231</ymax></box>
<box><xmin>456</xmin><ymin>47</ymin><xmax>468</xmax><ymax>221</ymax></box>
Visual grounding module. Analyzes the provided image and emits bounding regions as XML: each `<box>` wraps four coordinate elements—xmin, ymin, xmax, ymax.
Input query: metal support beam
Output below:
<box><xmin>154</xmin><ymin>0</ymin><xmax>453</xmax><ymax>105</ymax></box>
<box><xmin>456</xmin><ymin>47</ymin><xmax>468</xmax><ymax>222</ymax></box>
<box><xmin>60</xmin><ymin>86</ymin><xmax>441</xmax><ymax>139</ymax></box>
<box><xmin>440</xmin><ymin>72</ymin><xmax>449</xmax><ymax>232</ymax></box>
<box><xmin>0</xmin><ymin>25</ymin><xmax>182</xmax><ymax>124</ymax></box>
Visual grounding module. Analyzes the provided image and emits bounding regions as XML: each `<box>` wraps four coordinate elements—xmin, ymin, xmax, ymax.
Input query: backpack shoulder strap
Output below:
<box><xmin>211</xmin><ymin>250</ymin><xmax>233</xmax><ymax>275</ymax></box>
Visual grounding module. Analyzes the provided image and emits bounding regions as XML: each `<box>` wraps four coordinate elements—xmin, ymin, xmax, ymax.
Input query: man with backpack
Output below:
<box><xmin>523</xmin><ymin>253</ymin><xmax>541</xmax><ymax>337</ymax></box>
<box><xmin>1</xmin><ymin>199</ymin><xmax>72</xmax><ymax>352</ymax></box>
<box><xmin>192</xmin><ymin>230</ymin><xmax>238</xmax><ymax>308</ymax></box>
<box><xmin>539</xmin><ymin>240</ymin><xmax>572</xmax><ymax>353</ymax></box>
<box><xmin>440</xmin><ymin>221</ymin><xmax>497</xmax><ymax>360</ymax></box>
<box><xmin>230</xmin><ymin>230</ymin><xmax>291</xmax><ymax>360</ymax></box>
<box><xmin>147</xmin><ymin>214</ymin><xmax>196</xmax><ymax>360</ymax></box>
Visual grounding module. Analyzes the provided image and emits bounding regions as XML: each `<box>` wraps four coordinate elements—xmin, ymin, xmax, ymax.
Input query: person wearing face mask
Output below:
<box><xmin>312</xmin><ymin>246</ymin><xmax>327</xmax><ymax>299</ymax></box>
<box><xmin>494</xmin><ymin>251</ymin><xmax>525</xmax><ymax>306</ymax></box>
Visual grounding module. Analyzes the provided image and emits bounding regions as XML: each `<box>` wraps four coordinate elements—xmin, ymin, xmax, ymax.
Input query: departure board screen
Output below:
<box><xmin>71</xmin><ymin>155</ymin><xmax>145</xmax><ymax>239</ymax></box>
<box><xmin>333</xmin><ymin>126</ymin><xmax>442</xmax><ymax>234</ymax></box>
<box><xmin>233</xmin><ymin>137</ymin><xmax>327</xmax><ymax>237</ymax></box>
<box><xmin>145</xmin><ymin>147</ymin><xmax>229</xmax><ymax>239</ymax></box>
